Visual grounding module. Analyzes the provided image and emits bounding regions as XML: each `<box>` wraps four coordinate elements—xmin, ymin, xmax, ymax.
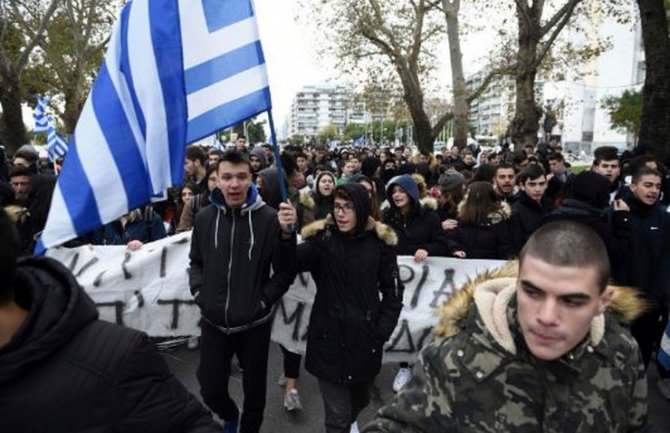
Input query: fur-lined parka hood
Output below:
<box><xmin>456</xmin><ymin>200</ymin><xmax>512</xmax><ymax>224</ymax></box>
<box><xmin>434</xmin><ymin>261</ymin><xmax>648</xmax><ymax>353</ymax></box>
<box><xmin>300</xmin><ymin>215</ymin><xmax>397</xmax><ymax>246</ymax></box>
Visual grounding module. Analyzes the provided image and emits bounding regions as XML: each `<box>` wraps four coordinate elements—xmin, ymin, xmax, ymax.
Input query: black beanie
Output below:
<box><xmin>335</xmin><ymin>183</ymin><xmax>371</xmax><ymax>234</ymax></box>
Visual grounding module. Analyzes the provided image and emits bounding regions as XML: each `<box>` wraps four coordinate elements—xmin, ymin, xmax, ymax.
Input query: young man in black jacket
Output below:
<box><xmin>0</xmin><ymin>208</ymin><xmax>219</xmax><ymax>433</ymax></box>
<box><xmin>189</xmin><ymin>150</ymin><xmax>297</xmax><ymax>433</ymax></box>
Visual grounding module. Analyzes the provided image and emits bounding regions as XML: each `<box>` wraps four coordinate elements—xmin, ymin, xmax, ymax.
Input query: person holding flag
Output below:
<box><xmin>189</xmin><ymin>150</ymin><xmax>297</xmax><ymax>433</ymax></box>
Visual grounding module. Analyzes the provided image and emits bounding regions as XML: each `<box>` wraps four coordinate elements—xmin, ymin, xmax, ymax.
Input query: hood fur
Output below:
<box><xmin>300</xmin><ymin>215</ymin><xmax>397</xmax><ymax>246</ymax></box>
<box><xmin>380</xmin><ymin>196</ymin><xmax>438</xmax><ymax>212</ymax></box>
<box><xmin>299</xmin><ymin>192</ymin><xmax>315</xmax><ymax>210</ymax></box>
<box><xmin>456</xmin><ymin>200</ymin><xmax>512</xmax><ymax>224</ymax></box>
<box><xmin>434</xmin><ymin>261</ymin><xmax>648</xmax><ymax>350</ymax></box>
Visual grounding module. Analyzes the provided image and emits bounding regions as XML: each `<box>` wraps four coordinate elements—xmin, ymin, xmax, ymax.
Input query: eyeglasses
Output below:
<box><xmin>333</xmin><ymin>203</ymin><xmax>355</xmax><ymax>214</ymax></box>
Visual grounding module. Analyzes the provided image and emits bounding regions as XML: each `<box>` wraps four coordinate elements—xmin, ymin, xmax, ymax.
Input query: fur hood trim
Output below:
<box><xmin>299</xmin><ymin>192</ymin><xmax>315</xmax><ymax>210</ymax></box>
<box><xmin>434</xmin><ymin>261</ymin><xmax>648</xmax><ymax>353</ymax></box>
<box><xmin>380</xmin><ymin>196</ymin><xmax>438</xmax><ymax>212</ymax></box>
<box><xmin>456</xmin><ymin>200</ymin><xmax>512</xmax><ymax>223</ymax></box>
<box><xmin>300</xmin><ymin>215</ymin><xmax>397</xmax><ymax>246</ymax></box>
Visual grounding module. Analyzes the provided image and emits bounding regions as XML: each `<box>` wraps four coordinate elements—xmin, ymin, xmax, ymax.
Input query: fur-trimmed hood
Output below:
<box><xmin>456</xmin><ymin>199</ymin><xmax>512</xmax><ymax>224</ymax></box>
<box><xmin>434</xmin><ymin>260</ymin><xmax>648</xmax><ymax>353</ymax></box>
<box><xmin>299</xmin><ymin>192</ymin><xmax>315</xmax><ymax>210</ymax></box>
<box><xmin>300</xmin><ymin>215</ymin><xmax>397</xmax><ymax>246</ymax></box>
<box><xmin>380</xmin><ymin>196</ymin><xmax>438</xmax><ymax>213</ymax></box>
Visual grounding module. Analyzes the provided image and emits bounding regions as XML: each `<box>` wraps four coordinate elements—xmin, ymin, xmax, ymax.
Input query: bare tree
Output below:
<box><xmin>39</xmin><ymin>0</ymin><xmax>116</xmax><ymax>134</ymax></box>
<box><xmin>0</xmin><ymin>0</ymin><xmax>60</xmax><ymax>154</ymax></box>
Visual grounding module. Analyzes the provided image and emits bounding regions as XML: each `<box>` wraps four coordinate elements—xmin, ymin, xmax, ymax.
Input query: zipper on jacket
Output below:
<box><xmin>225</xmin><ymin>212</ymin><xmax>236</xmax><ymax>329</ymax></box>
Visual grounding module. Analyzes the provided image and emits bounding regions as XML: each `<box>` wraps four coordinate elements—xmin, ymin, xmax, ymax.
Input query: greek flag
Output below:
<box><xmin>37</xmin><ymin>0</ymin><xmax>272</xmax><ymax>252</ymax></box>
<box><xmin>32</xmin><ymin>96</ymin><xmax>50</xmax><ymax>134</ymax></box>
<box><xmin>46</xmin><ymin>115</ymin><xmax>69</xmax><ymax>162</ymax></box>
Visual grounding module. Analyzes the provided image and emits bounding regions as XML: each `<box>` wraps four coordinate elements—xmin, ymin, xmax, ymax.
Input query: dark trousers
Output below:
<box><xmin>198</xmin><ymin>320</ymin><xmax>272</xmax><ymax>433</ymax></box>
<box><xmin>631</xmin><ymin>306</ymin><xmax>670</xmax><ymax>377</ymax></box>
<box><xmin>318</xmin><ymin>379</ymin><xmax>373</xmax><ymax>433</ymax></box>
<box><xmin>280</xmin><ymin>344</ymin><xmax>301</xmax><ymax>379</ymax></box>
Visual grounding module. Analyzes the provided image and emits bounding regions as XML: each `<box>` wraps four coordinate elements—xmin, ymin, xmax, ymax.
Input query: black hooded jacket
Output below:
<box><xmin>296</xmin><ymin>184</ymin><xmax>404</xmax><ymax>384</ymax></box>
<box><xmin>0</xmin><ymin>256</ymin><xmax>218</xmax><ymax>433</ymax></box>
<box><xmin>188</xmin><ymin>185</ymin><xmax>296</xmax><ymax>333</ymax></box>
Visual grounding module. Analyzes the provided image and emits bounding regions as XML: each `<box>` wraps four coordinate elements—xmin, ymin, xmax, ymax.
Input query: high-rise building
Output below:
<box><xmin>287</xmin><ymin>84</ymin><xmax>349</xmax><ymax>138</ymax></box>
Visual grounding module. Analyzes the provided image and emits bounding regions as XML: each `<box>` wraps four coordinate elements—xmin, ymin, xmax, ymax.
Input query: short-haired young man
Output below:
<box><xmin>189</xmin><ymin>150</ymin><xmax>297</xmax><ymax>433</ymax></box>
<box><xmin>184</xmin><ymin>145</ymin><xmax>208</xmax><ymax>191</ymax></box>
<box><xmin>364</xmin><ymin>221</ymin><xmax>647</xmax><ymax>432</ymax></box>
<box><xmin>592</xmin><ymin>146</ymin><xmax>622</xmax><ymax>203</ymax></box>
<box><xmin>619</xmin><ymin>167</ymin><xmax>670</xmax><ymax>393</ymax></box>
<box><xmin>512</xmin><ymin>164</ymin><xmax>552</xmax><ymax>250</ymax></box>
<box><xmin>0</xmin><ymin>208</ymin><xmax>220</xmax><ymax>432</ymax></box>
<box><xmin>493</xmin><ymin>163</ymin><xmax>518</xmax><ymax>203</ymax></box>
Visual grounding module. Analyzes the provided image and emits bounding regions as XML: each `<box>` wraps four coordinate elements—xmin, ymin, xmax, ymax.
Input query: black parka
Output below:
<box><xmin>298</xmin><ymin>216</ymin><xmax>404</xmax><ymax>384</ymax></box>
<box><xmin>0</xmin><ymin>256</ymin><xmax>219</xmax><ymax>433</ymax></box>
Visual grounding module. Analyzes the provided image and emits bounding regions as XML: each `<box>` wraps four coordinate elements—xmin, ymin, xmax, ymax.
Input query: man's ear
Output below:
<box><xmin>598</xmin><ymin>286</ymin><xmax>614</xmax><ymax>314</ymax></box>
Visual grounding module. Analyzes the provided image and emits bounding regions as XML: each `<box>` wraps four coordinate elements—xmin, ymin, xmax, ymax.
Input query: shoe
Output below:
<box><xmin>277</xmin><ymin>373</ymin><xmax>287</xmax><ymax>387</ymax></box>
<box><xmin>221</xmin><ymin>418</ymin><xmax>238</xmax><ymax>433</ymax></box>
<box><xmin>283</xmin><ymin>389</ymin><xmax>303</xmax><ymax>412</ymax></box>
<box><xmin>658</xmin><ymin>378</ymin><xmax>670</xmax><ymax>400</ymax></box>
<box><xmin>392</xmin><ymin>367</ymin><xmax>412</xmax><ymax>392</ymax></box>
<box><xmin>350</xmin><ymin>421</ymin><xmax>359</xmax><ymax>433</ymax></box>
<box><xmin>187</xmin><ymin>336</ymin><xmax>200</xmax><ymax>350</ymax></box>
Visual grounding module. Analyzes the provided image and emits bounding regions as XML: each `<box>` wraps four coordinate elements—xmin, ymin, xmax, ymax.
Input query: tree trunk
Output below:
<box><xmin>399</xmin><ymin>70</ymin><xmax>435</xmax><ymax>154</ymax></box>
<box><xmin>0</xmin><ymin>78</ymin><xmax>27</xmax><ymax>155</ymax></box>
<box><xmin>511</xmin><ymin>7</ymin><xmax>542</xmax><ymax>149</ymax></box>
<box><xmin>636</xmin><ymin>0</ymin><xmax>670</xmax><ymax>162</ymax></box>
<box><xmin>63</xmin><ymin>86</ymin><xmax>84</xmax><ymax>135</ymax></box>
<box><xmin>444</xmin><ymin>0</ymin><xmax>468</xmax><ymax>150</ymax></box>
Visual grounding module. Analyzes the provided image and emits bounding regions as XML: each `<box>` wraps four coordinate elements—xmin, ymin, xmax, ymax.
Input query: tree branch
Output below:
<box><xmin>17</xmin><ymin>0</ymin><xmax>60</xmax><ymax>71</ymax></box>
<box><xmin>539</xmin><ymin>0</ymin><xmax>581</xmax><ymax>37</ymax></box>
<box><xmin>431</xmin><ymin>110</ymin><xmax>454</xmax><ymax>137</ymax></box>
<box><xmin>536</xmin><ymin>1</ymin><xmax>579</xmax><ymax>66</ymax></box>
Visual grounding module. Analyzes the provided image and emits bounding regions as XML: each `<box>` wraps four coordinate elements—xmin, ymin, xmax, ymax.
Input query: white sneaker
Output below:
<box><xmin>283</xmin><ymin>389</ymin><xmax>303</xmax><ymax>411</ymax></box>
<box><xmin>350</xmin><ymin>421</ymin><xmax>359</xmax><ymax>433</ymax></box>
<box><xmin>277</xmin><ymin>373</ymin><xmax>287</xmax><ymax>387</ymax></box>
<box><xmin>392</xmin><ymin>367</ymin><xmax>412</xmax><ymax>392</ymax></box>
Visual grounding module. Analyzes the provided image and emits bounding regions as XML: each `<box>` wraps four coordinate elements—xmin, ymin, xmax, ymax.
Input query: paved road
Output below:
<box><xmin>164</xmin><ymin>342</ymin><xmax>670</xmax><ymax>432</ymax></box>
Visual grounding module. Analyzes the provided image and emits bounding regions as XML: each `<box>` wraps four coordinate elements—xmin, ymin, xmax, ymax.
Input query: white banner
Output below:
<box><xmin>47</xmin><ymin>233</ymin><xmax>505</xmax><ymax>363</ymax></box>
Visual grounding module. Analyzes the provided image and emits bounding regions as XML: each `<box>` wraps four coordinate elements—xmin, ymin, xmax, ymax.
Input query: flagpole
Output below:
<box><xmin>266</xmin><ymin>109</ymin><xmax>288</xmax><ymax>203</ymax></box>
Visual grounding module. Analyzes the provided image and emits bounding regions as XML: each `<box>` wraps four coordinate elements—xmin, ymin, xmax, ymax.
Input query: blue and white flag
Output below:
<box><xmin>353</xmin><ymin>135</ymin><xmax>365</xmax><ymax>147</ymax></box>
<box><xmin>46</xmin><ymin>115</ymin><xmax>69</xmax><ymax>162</ymax></box>
<box><xmin>37</xmin><ymin>0</ymin><xmax>272</xmax><ymax>252</ymax></box>
<box><xmin>33</xmin><ymin>96</ymin><xmax>51</xmax><ymax>134</ymax></box>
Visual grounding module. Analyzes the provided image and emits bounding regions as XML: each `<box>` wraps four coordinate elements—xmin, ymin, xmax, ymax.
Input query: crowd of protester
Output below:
<box><xmin>1</xmin><ymin>133</ymin><xmax>669</xmax><ymax>432</ymax></box>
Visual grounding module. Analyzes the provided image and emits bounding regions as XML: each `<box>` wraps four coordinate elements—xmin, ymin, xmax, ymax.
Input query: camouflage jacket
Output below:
<box><xmin>364</xmin><ymin>263</ymin><xmax>648</xmax><ymax>433</ymax></box>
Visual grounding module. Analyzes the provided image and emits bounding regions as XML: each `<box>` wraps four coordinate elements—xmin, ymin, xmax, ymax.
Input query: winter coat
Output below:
<box><xmin>616</xmin><ymin>195</ymin><xmax>670</xmax><ymax>305</ymax></box>
<box><xmin>452</xmin><ymin>201</ymin><xmax>517</xmax><ymax>260</ymax></box>
<box><xmin>382</xmin><ymin>197</ymin><xmax>450</xmax><ymax>257</ymax></box>
<box><xmin>511</xmin><ymin>192</ymin><xmax>553</xmax><ymax>251</ymax></box>
<box><xmin>0</xmin><ymin>256</ymin><xmax>219</xmax><ymax>433</ymax></box>
<box><xmin>298</xmin><ymin>216</ymin><xmax>404</xmax><ymax>385</ymax></box>
<box><xmin>92</xmin><ymin>208</ymin><xmax>167</xmax><ymax>245</ymax></box>
<box><xmin>543</xmin><ymin>199</ymin><xmax>633</xmax><ymax>279</ymax></box>
<box><xmin>188</xmin><ymin>185</ymin><xmax>296</xmax><ymax>333</ymax></box>
<box><xmin>364</xmin><ymin>262</ymin><xmax>648</xmax><ymax>433</ymax></box>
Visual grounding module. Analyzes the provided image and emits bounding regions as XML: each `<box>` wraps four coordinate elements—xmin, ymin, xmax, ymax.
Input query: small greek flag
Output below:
<box><xmin>46</xmin><ymin>116</ymin><xmax>69</xmax><ymax>162</ymax></box>
<box><xmin>32</xmin><ymin>96</ymin><xmax>51</xmax><ymax>134</ymax></box>
<box><xmin>37</xmin><ymin>0</ymin><xmax>272</xmax><ymax>252</ymax></box>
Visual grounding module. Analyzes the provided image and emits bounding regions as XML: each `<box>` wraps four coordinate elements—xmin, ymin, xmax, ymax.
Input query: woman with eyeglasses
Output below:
<box><xmin>295</xmin><ymin>183</ymin><xmax>404</xmax><ymax>433</ymax></box>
